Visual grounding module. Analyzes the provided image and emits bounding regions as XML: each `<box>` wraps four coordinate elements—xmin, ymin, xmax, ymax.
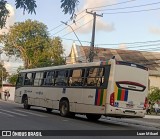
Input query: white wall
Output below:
<box><xmin>149</xmin><ymin>76</ymin><xmax>160</xmax><ymax>89</ymax></box>
<box><xmin>0</xmin><ymin>87</ymin><xmax>15</xmax><ymax>101</ymax></box>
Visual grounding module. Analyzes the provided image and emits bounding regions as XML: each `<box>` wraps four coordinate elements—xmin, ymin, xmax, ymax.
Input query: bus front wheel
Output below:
<box><xmin>86</xmin><ymin>114</ymin><xmax>101</xmax><ymax>121</ymax></box>
<box><xmin>59</xmin><ymin>100</ymin><xmax>70</xmax><ymax>117</ymax></box>
<box><xmin>23</xmin><ymin>97</ymin><xmax>30</xmax><ymax>109</ymax></box>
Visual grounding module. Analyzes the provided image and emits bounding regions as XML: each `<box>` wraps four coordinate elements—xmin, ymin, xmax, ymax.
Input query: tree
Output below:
<box><xmin>7</xmin><ymin>66</ymin><xmax>24</xmax><ymax>85</ymax></box>
<box><xmin>148</xmin><ymin>87</ymin><xmax>160</xmax><ymax>103</ymax></box>
<box><xmin>0</xmin><ymin>20</ymin><xmax>65</xmax><ymax>69</ymax></box>
<box><xmin>61</xmin><ymin>0</ymin><xmax>79</xmax><ymax>19</ymax></box>
<box><xmin>50</xmin><ymin>37</ymin><xmax>65</xmax><ymax>66</ymax></box>
<box><xmin>0</xmin><ymin>0</ymin><xmax>79</xmax><ymax>29</ymax></box>
<box><xmin>0</xmin><ymin>19</ymin><xmax>51</xmax><ymax>68</ymax></box>
<box><xmin>33</xmin><ymin>37</ymin><xmax>65</xmax><ymax>68</ymax></box>
<box><xmin>0</xmin><ymin>0</ymin><xmax>9</xmax><ymax>29</ymax></box>
<box><xmin>7</xmin><ymin>74</ymin><xmax>18</xmax><ymax>85</ymax></box>
<box><xmin>0</xmin><ymin>63</ymin><xmax>8</xmax><ymax>87</ymax></box>
<box><xmin>0</xmin><ymin>0</ymin><xmax>37</xmax><ymax>29</ymax></box>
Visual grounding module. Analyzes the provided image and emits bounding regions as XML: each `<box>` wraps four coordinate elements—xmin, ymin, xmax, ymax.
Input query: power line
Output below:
<box><xmin>96</xmin><ymin>40</ymin><xmax>160</xmax><ymax>46</ymax></box>
<box><xmin>49</xmin><ymin>24</ymin><xmax>64</xmax><ymax>32</ymax></box>
<box><xmin>49</xmin><ymin>10</ymin><xmax>86</xmax><ymax>33</ymax></box>
<box><xmin>113</xmin><ymin>43</ymin><xmax>160</xmax><ymax>50</ymax></box>
<box><xmin>59</xmin><ymin>37</ymin><xmax>91</xmax><ymax>43</ymax></box>
<box><xmin>96</xmin><ymin>42</ymin><xmax>160</xmax><ymax>51</ymax></box>
<box><xmin>52</xmin><ymin>14</ymin><xmax>88</xmax><ymax>36</ymax></box>
<box><xmin>96</xmin><ymin>46</ymin><xmax>160</xmax><ymax>53</ymax></box>
<box><xmin>62</xmin><ymin>19</ymin><xmax>93</xmax><ymax>37</ymax></box>
<box><xmin>92</xmin><ymin>46</ymin><xmax>160</xmax><ymax>57</ymax></box>
<box><xmin>51</xmin><ymin>26</ymin><xmax>67</xmax><ymax>36</ymax></box>
<box><xmin>103</xmin><ymin>7</ymin><xmax>160</xmax><ymax>14</ymax></box>
<box><xmin>94</xmin><ymin>1</ymin><xmax>160</xmax><ymax>12</ymax></box>
<box><xmin>49</xmin><ymin>0</ymin><xmax>136</xmax><ymax>33</ymax></box>
<box><xmin>87</xmin><ymin>0</ymin><xmax>136</xmax><ymax>10</ymax></box>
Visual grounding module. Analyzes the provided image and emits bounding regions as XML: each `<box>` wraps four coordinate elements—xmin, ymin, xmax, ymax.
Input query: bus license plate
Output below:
<box><xmin>126</xmin><ymin>104</ymin><xmax>134</xmax><ymax>108</ymax></box>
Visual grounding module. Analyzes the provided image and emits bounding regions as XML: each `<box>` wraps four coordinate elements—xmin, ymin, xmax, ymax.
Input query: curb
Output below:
<box><xmin>0</xmin><ymin>99</ymin><xmax>15</xmax><ymax>104</ymax></box>
<box><xmin>101</xmin><ymin>117</ymin><xmax>160</xmax><ymax>129</ymax></box>
<box><xmin>144</xmin><ymin>115</ymin><xmax>160</xmax><ymax>119</ymax></box>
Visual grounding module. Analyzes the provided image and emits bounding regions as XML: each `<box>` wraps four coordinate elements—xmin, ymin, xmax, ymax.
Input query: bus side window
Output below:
<box><xmin>86</xmin><ymin>68</ymin><xmax>98</xmax><ymax>87</ymax></box>
<box><xmin>85</xmin><ymin>67</ymin><xmax>105</xmax><ymax>87</ymax></box>
<box><xmin>70</xmin><ymin>69</ymin><xmax>84</xmax><ymax>86</ymax></box>
<box><xmin>55</xmin><ymin>70</ymin><xmax>67</xmax><ymax>86</ymax></box>
<box><xmin>98</xmin><ymin>67</ymin><xmax>105</xmax><ymax>86</ymax></box>
<box><xmin>16</xmin><ymin>73</ymin><xmax>25</xmax><ymax>86</ymax></box>
<box><xmin>44</xmin><ymin>71</ymin><xmax>55</xmax><ymax>86</ymax></box>
<box><xmin>24</xmin><ymin>73</ymin><xmax>33</xmax><ymax>85</ymax></box>
<box><xmin>34</xmin><ymin>72</ymin><xmax>44</xmax><ymax>86</ymax></box>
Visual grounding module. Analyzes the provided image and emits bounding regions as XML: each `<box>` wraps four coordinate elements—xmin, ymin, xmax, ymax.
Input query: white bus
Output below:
<box><xmin>15</xmin><ymin>59</ymin><xmax>149</xmax><ymax>120</ymax></box>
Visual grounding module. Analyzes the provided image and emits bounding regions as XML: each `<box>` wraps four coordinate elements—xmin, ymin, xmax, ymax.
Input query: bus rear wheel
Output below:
<box><xmin>23</xmin><ymin>97</ymin><xmax>30</xmax><ymax>109</ymax></box>
<box><xmin>59</xmin><ymin>100</ymin><xmax>70</xmax><ymax>117</ymax></box>
<box><xmin>86</xmin><ymin>114</ymin><xmax>101</xmax><ymax>121</ymax></box>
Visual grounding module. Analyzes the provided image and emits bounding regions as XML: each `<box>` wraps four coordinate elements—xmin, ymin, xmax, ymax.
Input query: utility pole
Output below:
<box><xmin>86</xmin><ymin>10</ymin><xmax>103</xmax><ymax>62</ymax></box>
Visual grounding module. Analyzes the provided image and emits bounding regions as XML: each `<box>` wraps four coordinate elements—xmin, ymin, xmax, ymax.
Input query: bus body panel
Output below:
<box><xmin>106</xmin><ymin>62</ymin><xmax>148</xmax><ymax>117</ymax></box>
<box><xmin>14</xmin><ymin>59</ymin><xmax>149</xmax><ymax>118</ymax></box>
<box><xmin>15</xmin><ymin>86</ymin><xmax>106</xmax><ymax>114</ymax></box>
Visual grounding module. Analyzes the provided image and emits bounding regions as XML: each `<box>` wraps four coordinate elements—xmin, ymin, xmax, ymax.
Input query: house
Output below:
<box><xmin>66</xmin><ymin>43</ymin><xmax>160</xmax><ymax>88</ymax></box>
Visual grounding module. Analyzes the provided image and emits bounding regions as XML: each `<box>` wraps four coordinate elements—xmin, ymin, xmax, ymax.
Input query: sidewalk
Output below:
<box><xmin>144</xmin><ymin>114</ymin><xmax>160</xmax><ymax>119</ymax></box>
<box><xmin>102</xmin><ymin>115</ymin><xmax>160</xmax><ymax>129</ymax></box>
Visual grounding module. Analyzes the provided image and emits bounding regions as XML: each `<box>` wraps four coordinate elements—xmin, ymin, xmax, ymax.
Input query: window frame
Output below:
<box><xmin>16</xmin><ymin>64</ymin><xmax>111</xmax><ymax>89</ymax></box>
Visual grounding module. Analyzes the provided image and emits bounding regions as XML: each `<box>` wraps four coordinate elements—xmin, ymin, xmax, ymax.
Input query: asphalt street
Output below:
<box><xmin>0</xmin><ymin>100</ymin><xmax>160</xmax><ymax>139</ymax></box>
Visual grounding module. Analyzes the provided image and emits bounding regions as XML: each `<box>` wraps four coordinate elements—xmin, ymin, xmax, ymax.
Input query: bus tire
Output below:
<box><xmin>86</xmin><ymin>114</ymin><xmax>101</xmax><ymax>121</ymax></box>
<box><xmin>70</xmin><ymin>112</ymin><xmax>75</xmax><ymax>118</ymax></box>
<box><xmin>59</xmin><ymin>100</ymin><xmax>70</xmax><ymax>117</ymax></box>
<box><xmin>23</xmin><ymin>97</ymin><xmax>30</xmax><ymax>109</ymax></box>
<box><xmin>46</xmin><ymin>108</ymin><xmax>52</xmax><ymax>113</ymax></box>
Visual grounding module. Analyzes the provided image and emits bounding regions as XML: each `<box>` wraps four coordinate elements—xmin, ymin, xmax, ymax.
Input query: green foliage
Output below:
<box><xmin>1</xmin><ymin>19</ymin><xmax>50</xmax><ymax>68</ymax></box>
<box><xmin>0</xmin><ymin>20</ymin><xmax>65</xmax><ymax>69</ymax></box>
<box><xmin>50</xmin><ymin>37</ymin><xmax>65</xmax><ymax>66</ymax></box>
<box><xmin>148</xmin><ymin>87</ymin><xmax>160</xmax><ymax>102</ymax></box>
<box><xmin>0</xmin><ymin>63</ymin><xmax>8</xmax><ymax>87</ymax></box>
<box><xmin>0</xmin><ymin>0</ymin><xmax>9</xmax><ymax>29</ymax></box>
<box><xmin>61</xmin><ymin>0</ymin><xmax>79</xmax><ymax>19</ymax></box>
<box><xmin>8</xmin><ymin>74</ymin><xmax>18</xmax><ymax>85</ymax></box>
<box><xmin>15</xmin><ymin>0</ymin><xmax>37</xmax><ymax>14</ymax></box>
<box><xmin>0</xmin><ymin>0</ymin><xmax>37</xmax><ymax>29</ymax></box>
<box><xmin>7</xmin><ymin>66</ymin><xmax>24</xmax><ymax>85</ymax></box>
<box><xmin>34</xmin><ymin>37</ymin><xmax>65</xmax><ymax>68</ymax></box>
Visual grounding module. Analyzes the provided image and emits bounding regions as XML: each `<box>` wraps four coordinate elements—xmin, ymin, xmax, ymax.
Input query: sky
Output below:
<box><xmin>1</xmin><ymin>0</ymin><xmax>160</xmax><ymax>73</ymax></box>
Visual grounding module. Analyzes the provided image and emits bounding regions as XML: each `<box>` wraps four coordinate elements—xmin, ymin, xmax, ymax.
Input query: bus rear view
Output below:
<box><xmin>106</xmin><ymin>61</ymin><xmax>149</xmax><ymax>118</ymax></box>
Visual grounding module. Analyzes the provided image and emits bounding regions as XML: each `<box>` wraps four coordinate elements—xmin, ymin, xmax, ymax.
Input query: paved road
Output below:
<box><xmin>0</xmin><ymin>101</ymin><xmax>160</xmax><ymax>139</ymax></box>
<box><xmin>0</xmin><ymin>100</ymin><xmax>159</xmax><ymax>131</ymax></box>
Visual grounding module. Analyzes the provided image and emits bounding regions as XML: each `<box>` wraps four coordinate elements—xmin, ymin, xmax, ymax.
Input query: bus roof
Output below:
<box><xmin>19</xmin><ymin>61</ymin><xmax>106</xmax><ymax>73</ymax></box>
<box><xmin>19</xmin><ymin>59</ymin><xmax>148</xmax><ymax>73</ymax></box>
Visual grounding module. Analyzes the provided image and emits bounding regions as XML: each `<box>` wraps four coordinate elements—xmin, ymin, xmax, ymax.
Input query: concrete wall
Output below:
<box><xmin>149</xmin><ymin>76</ymin><xmax>160</xmax><ymax>89</ymax></box>
<box><xmin>0</xmin><ymin>87</ymin><xmax>15</xmax><ymax>101</ymax></box>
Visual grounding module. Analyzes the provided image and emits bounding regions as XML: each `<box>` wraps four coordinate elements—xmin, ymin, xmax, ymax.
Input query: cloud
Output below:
<box><xmin>0</xmin><ymin>4</ymin><xmax>15</xmax><ymax>35</ymax></box>
<box><xmin>149</xmin><ymin>26</ymin><xmax>160</xmax><ymax>35</ymax></box>
<box><xmin>117</xmin><ymin>44</ymin><xmax>128</xmax><ymax>50</ymax></box>
<box><xmin>69</xmin><ymin>0</ymin><xmax>115</xmax><ymax>34</ymax></box>
<box><xmin>4</xmin><ymin>60</ymin><xmax>23</xmax><ymax>74</ymax></box>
